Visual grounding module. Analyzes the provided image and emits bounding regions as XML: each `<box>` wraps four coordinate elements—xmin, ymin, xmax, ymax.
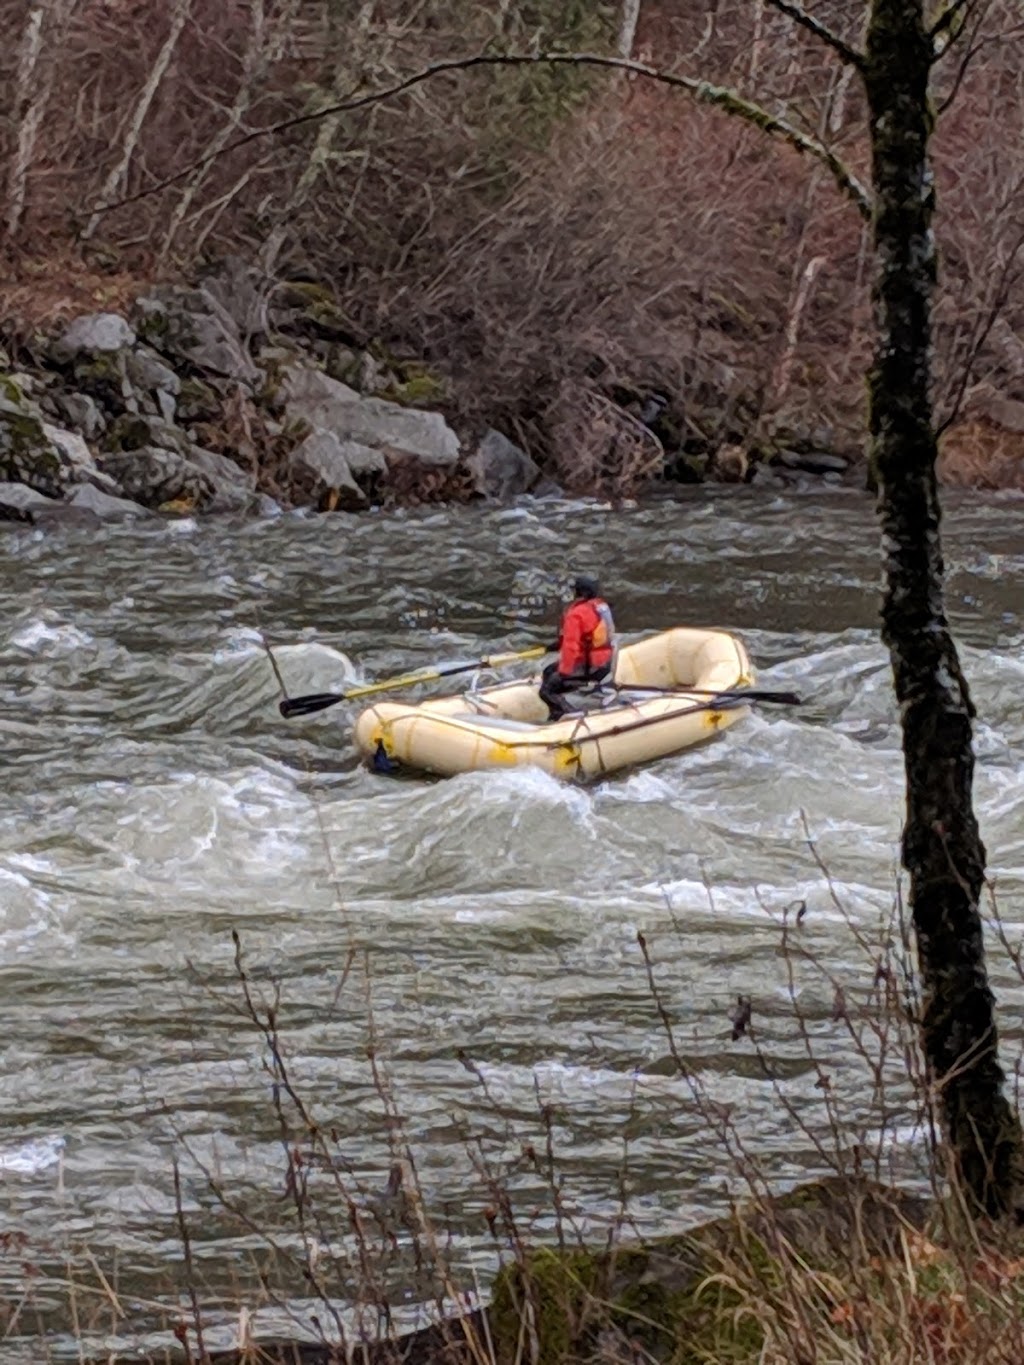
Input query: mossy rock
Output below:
<box><xmin>0</xmin><ymin>374</ymin><xmax>26</xmax><ymax>405</ymax></box>
<box><xmin>71</xmin><ymin>353</ymin><xmax>129</xmax><ymax>410</ymax></box>
<box><xmin>135</xmin><ymin>307</ymin><xmax>173</xmax><ymax>348</ymax></box>
<box><xmin>489</xmin><ymin>1179</ymin><xmax>931</xmax><ymax>1365</ymax></box>
<box><xmin>378</xmin><ymin>370</ymin><xmax>448</xmax><ymax>408</ymax></box>
<box><xmin>0</xmin><ymin>405</ymin><xmax>66</xmax><ymax>496</ymax></box>
<box><xmin>176</xmin><ymin>376</ymin><xmax>220</xmax><ymax>423</ymax></box>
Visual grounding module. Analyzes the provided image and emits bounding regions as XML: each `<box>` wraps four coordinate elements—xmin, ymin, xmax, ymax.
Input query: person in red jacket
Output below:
<box><xmin>539</xmin><ymin>575</ymin><xmax>616</xmax><ymax>721</ymax></box>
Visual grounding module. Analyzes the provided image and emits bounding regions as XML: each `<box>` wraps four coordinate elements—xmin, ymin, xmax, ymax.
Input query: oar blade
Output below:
<box><xmin>279</xmin><ymin>692</ymin><xmax>345</xmax><ymax>719</ymax></box>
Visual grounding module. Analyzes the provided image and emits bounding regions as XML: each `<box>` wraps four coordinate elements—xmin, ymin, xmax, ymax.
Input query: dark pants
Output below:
<box><xmin>539</xmin><ymin>662</ymin><xmax>610</xmax><ymax>721</ymax></box>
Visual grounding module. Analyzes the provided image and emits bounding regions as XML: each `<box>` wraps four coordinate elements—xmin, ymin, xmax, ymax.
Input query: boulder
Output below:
<box><xmin>0</xmin><ymin>402</ymin><xmax>76</xmax><ymax>496</ymax></box>
<box><xmin>0</xmin><ymin>481</ymin><xmax>55</xmax><ymax>521</ymax></box>
<box><xmin>345</xmin><ymin>397</ymin><xmax>460</xmax><ymax>466</ymax></box>
<box><xmin>51</xmin><ymin>312</ymin><xmax>136</xmax><ymax>361</ymax></box>
<box><xmin>105</xmin><ymin>412</ymin><xmax>192</xmax><ymax>456</ymax></box>
<box><xmin>279</xmin><ymin>362</ymin><xmax>360</xmax><ymax>414</ymax></box>
<box><xmin>41</xmin><ymin>423</ymin><xmax>95</xmax><ymax>479</ymax></box>
<box><xmin>99</xmin><ymin>446</ymin><xmax>216</xmax><ymax>510</ymax></box>
<box><xmin>68</xmin><ymin>350</ymin><xmax>135</xmax><ymax>413</ymax></box>
<box><xmin>126</xmin><ymin>347</ymin><xmax>182</xmax><ymax>398</ymax></box>
<box><xmin>288</xmin><ymin>430</ymin><xmax>369</xmax><ymax>507</ymax></box>
<box><xmin>186</xmin><ymin>445</ymin><xmax>257</xmax><ymax>512</ymax></box>
<box><xmin>774</xmin><ymin>449</ymin><xmax>850</xmax><ymax>475</ymax></box>
<box><xmin>51</xmin><ymin>391</ymin><xmax>106</xmax><ymax>441</ymax></box>
<box><xmin>467</xmin><ymin>429</ymin><xmax>540</xmax><ymax>500</ymax></box>
<box><xmin>134</xmin><ymin>287</ymin><xmax>261</xmax><ymax>386</ymax></box>
<box><xmin>65</xmin><ymin>483</ymin><xmax>150</xmax><ymax>520</ymax></box>
<box><xmin>280</xmin><ymin>361</ymin><xmax>460</xmax><ymax>467</ymax></box>
<box><xmin>186</xmin><ymin>445</ymin><xmax>255</xmax><ymax>492</ymax></box>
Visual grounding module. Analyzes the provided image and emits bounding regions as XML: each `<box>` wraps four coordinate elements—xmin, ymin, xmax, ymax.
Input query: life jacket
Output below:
<box><xmin>558</xmin><ymin>597</ymin><xmax>616</xmax><ymax>676</ymax></box>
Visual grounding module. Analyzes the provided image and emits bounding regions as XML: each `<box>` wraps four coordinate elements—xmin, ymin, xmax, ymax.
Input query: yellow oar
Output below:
<box><xmin>278</xmin><ymin>646</ymin><xmax>546</xmax><ymax>718</ymax></box>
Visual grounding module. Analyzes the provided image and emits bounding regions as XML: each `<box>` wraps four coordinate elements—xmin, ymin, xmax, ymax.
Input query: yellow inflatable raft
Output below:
<box><xmin>352</xmin><ymin>628</ymin><xmax>753</xmax><ymax>782</ymax></box>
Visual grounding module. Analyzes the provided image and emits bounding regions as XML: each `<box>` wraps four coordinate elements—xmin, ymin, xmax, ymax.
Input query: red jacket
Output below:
<box><xmin>558</xmin><ymin>597</ymin><xmax>615</xmax><ymax>676</ymax></box>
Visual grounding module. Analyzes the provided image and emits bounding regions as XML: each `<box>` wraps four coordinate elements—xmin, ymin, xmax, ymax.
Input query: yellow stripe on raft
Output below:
<box><xmin>352</xmin><ymin>627</ymin><xmax>753</xmax><ymax>782</ymax></box>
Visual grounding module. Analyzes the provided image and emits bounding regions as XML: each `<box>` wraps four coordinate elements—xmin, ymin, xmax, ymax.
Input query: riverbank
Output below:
<box><xmin>0</xmin><ymin>256</ymin><xmax>875</xmax><ymax>530</ymax></box>
<box><xmin>59</xmin><ymin>1176</ymin><xmax>1024</xmax><ymax>1363</ymax></box>
<box><xmin>4</xmin><ymin>257</ymin><xmax>1022</xmax><ymax>531</ymax></box>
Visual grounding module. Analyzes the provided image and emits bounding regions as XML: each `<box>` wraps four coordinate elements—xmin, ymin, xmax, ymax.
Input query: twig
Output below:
<box><xmin>764</xmin><ymin>0</ymin><xmax>866</xmax><ymax>69</ymax></box>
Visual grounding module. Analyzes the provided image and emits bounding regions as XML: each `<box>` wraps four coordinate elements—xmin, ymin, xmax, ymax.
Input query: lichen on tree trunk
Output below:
<box><xmin>864</xmin><ymin>0</ymin><xmax>1022</xmax><ymax>1216</ymax></box>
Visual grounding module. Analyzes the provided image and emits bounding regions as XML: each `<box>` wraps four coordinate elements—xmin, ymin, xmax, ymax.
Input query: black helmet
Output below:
<box><xmin>573</xmin><ymin>574</ymin><xmax>600</xmax><ymax>599</ymax></box>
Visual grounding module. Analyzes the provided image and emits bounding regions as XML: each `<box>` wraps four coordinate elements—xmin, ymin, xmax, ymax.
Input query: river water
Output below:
<box><xmin>2</xmin><ymin>488</ymin><xmax>1024</xmax><ymax>1358</ymax></box>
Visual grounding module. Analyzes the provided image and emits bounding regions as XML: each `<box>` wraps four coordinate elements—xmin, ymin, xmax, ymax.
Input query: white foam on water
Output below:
<box><xmin>0</xmin><ymin>864</ymin><xmax>76</xmax><ymax>956</ymax></box>
<box><xmin>7</xmin><ymin>616</ymin><xmax>94</xmax><ymax>654</ymax></box>
<box><xmin>0</xmin><ymin>1134</ymin><xmax>66</xmax><ymax>1175</ymax></box>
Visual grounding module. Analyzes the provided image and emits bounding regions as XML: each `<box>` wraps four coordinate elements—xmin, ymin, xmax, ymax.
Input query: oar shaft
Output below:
<box><xmin>278</xmin><ymin>645</ymin><xmax>546</xmax><ymax>719</ymax></box>
<box><xmin>612</xmin><ymin>683</ymin><xmax>800</xmax><ymax>705</ymax></box>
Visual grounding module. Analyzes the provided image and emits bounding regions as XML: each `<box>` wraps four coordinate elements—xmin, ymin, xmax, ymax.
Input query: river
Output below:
<box><xmin>1</xmin><ymin>488</ymin><xmax>1023</xmax><ymax>1359</ymax></box>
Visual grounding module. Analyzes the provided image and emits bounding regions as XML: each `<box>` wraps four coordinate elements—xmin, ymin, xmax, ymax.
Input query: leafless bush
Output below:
<box><xmin>546</xmin><ymin>382</ymin><xmax>663</xmax><ymax>495</ymax></box>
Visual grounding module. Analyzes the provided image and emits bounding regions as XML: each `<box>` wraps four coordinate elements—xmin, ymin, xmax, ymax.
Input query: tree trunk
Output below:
<box><xmin>864</xmin><ymin>0</ymin><xmax>1022</xmax><ymax>1217</ymax></box>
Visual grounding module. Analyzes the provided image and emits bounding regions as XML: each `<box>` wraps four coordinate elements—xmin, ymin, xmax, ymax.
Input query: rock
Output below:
<box><xmin>65</xmin><ymin>483</ymin><xmax>150</xmax><ymax>520</ymax></box>
<box><xmin>467</xmin><ymin>429</ymin><xmax>539</xmax><ymax>500</ymax></box>
<box><xmin>69</xmin><ymin>351</ymin><xmax>135</xmax><ymax>413</ymax></box>
<box><xmin>280</xmin><ymin>361</ymin><xmax>460</xmax><ymax>467</ymax></box>
<box><xmin>187</xmin><ymin>445</ymin><xmax>255</xmax><ymax>491</ymax></box>
<box><xmin>52</xmin><ymin>312</ymin><xmax>136</xmax><ymax>361</ymax></box>
<box><xmin>126</xmin><ymin>347</ymin><xmax>182</xmax><ymax>398</ymax></box>
<box><xmin>288</xmin><ymin>430</ymin><xmax>369</xmax><ymax>508</ymax></box>
<box><xmin>176</xmin><ymin>376</ymin><xmax>220</xmax><ymax>423</ymax></box>
<box><xmin>530</xmin><ymin>475</ymin><xmax>566</xmax><ymax>499</ymax></box>
<box><xmin>134</xmin><ymin>288</ymin><xmax>261</xmax><ymax>386</ymax></box>
<box><xmin>51</xmin><ymin>391</ymin><xmax>106</xmax><ymax>441</ymax></box>
<box><xmin>750</xmin><ymin>464</ymin><xmax>785</xmax><ymax>490</ymax></box>
<box><xmin>279</xmin><ymin>362</ymin><xmax>360</xmax><ymax>412</ymax></box>
<box><xmin>186</xmin><ymin>445</ymin><xmax>257</xmax><ymax>511</ymax></box>
<box><xmin>105</xmin><ymin>412</ymin><xmax>192</xmax><ymax>455</ymax></box>
<box><xmin>357</xmin><ymin>350</ymin><xmax>389</xmax><ymax>394</ymax></box>
<box><xmin>99</xmin><ymin>446</ymin><xmax>216</xmax><ymax>510</ymax></box>
<box><xmin>354</xmin><ymin>398</ymin><xmax>459</xmax><ymax>464</ymax></box>
<box><xmin>0</xmin><ymin>402</ymin><xmax>73</xmax><ymax>496</ymax></box>
<box><xmin>774</xmin><ymin>449</ymin><xmax>850</xmax><ymax>475</ymax></box>
<box><xmin>41</xmin><ymin>423</ymin><xmax>95</xmax><ymax>479</ymax></box>
<box><xmin>0</xmin><ymin>481</ymin><xmax>56</xmax><ymax>521</ymax></box>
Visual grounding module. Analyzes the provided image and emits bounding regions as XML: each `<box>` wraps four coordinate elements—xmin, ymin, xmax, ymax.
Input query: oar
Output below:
<box><xmin>278</xmin><ymin>646</ymin><xmax>546</xmax><ymax>719</ymax></box>
<box><xmin>610</xmin><ymin>683</ymin><xmax>801</xmax><ymax>706</ymax></box>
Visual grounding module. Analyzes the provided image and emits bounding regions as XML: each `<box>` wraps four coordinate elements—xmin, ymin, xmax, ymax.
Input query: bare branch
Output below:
<box><xmin>86</xmin><ymin>50</ymin><xmax>873</xmax><ymax>228</ymax></box>
<box><xmin>81</xmin><ymin>0</ymin><xmax>194</xmax><ymax>241</ymax></box>
<box><xmin>764</xmin><ymin>0</ymin><xmax>866</xmax><ymax>69</ymax></box>
<box><xmin>931</xmin><ymin>0</ymin><xmax>980</xmax><ymax>49</ymax></box>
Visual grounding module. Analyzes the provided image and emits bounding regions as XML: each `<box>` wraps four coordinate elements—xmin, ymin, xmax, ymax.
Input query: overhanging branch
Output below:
<box><xmin>84</xmin><ymin>51</ymin><xmax>872</xmax><ymax>228</ymax></box>
<box><xmin>764</xmin><ymin>0</ymin><xmax>866</xmax><ymax>70</ymax></box>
